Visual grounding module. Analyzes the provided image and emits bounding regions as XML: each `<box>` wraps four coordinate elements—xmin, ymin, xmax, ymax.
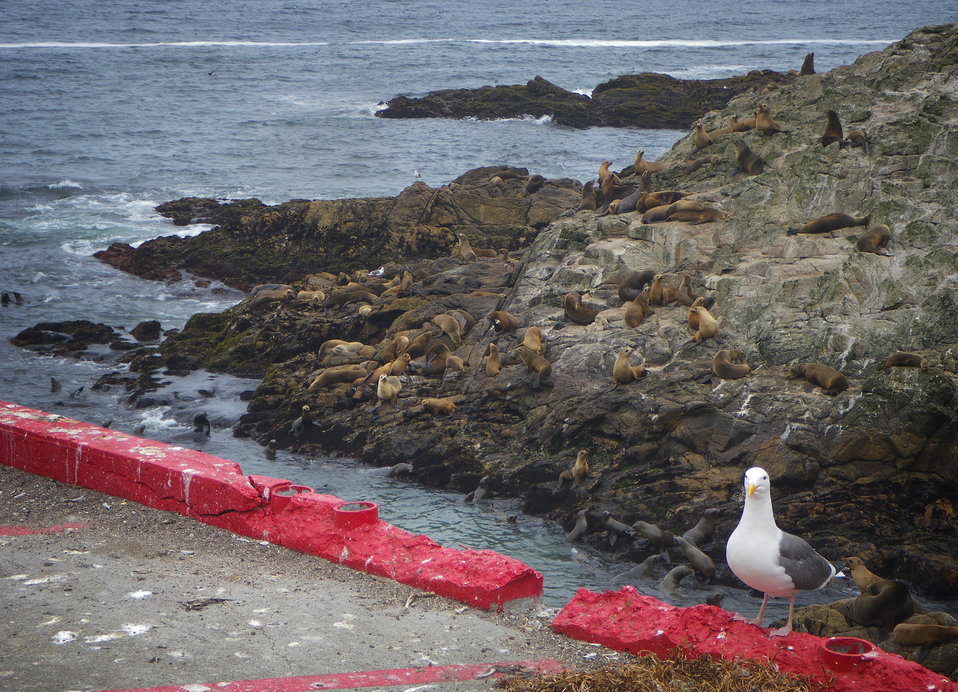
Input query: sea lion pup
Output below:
<box><xmin>658</xmin><ymin>565</ymin><xmax>693</xmax><ymax>594</ymax></box>
<box><xmin>883</xmin><ymin>351</ymin><xmax>925</xmax><ymax>370</ymax></box>
<box><xmin>681</xmin><ymin>507</ymin><xmax>720</xmax><ymax>548</ymax></box>
<box><xmin>556</xmin><ymin>449</ymin><xmax>589</xmax><ymax>489</ymax></box>
<box><xmin>417</xmin><ymin>342</ymin><xmax>450</xmax><ymax>377</ymax></box>
<box><xmin>733</xmin><ymin>138</ymin><xmax>764</xmax><ymax>175</ymax></box>
<box><xmin>845</xmin><ymin>129</ymin><xmax>870</xmax><ymax>154</ymax></box>
<box><xmin>800</xmin><ymin>51</ymin><xmax>815</xmax><ymax>75</ymax></box>
<box><xmin>613</xmin><ymin>349</ymin><xmax>647</xmax><ymax>384</ymax></box>
<box><xmin>624</xmin><ymin>288</ymin><xmax>654</xmax><ymax>328</ymax></box>
<box><xmin>597</xmin><ymin>160</ymin><xmax>619</xmax><ymax>187</ymax></box>
<box><xmin>844</xmin><ymin>556</ymin><xmax>885</xmax><ymax>593</ymax></box>
<box><xmin>785</xmin><ymin>362</ymin><xmax>849</xmax><ymax>395</ymax></box>
<box><xmin>564</xmin><ymin>509</ymin><xmax>588</xmax><ymax>543</ymax></box>
<box><xmin>290</xmin><ymin>404</ymin><xmax>315</xmax><ymax>439</ymax></box>
<box><xmin>403</xmin><ymin>330</ymin><xmax>432</xmax><ymax>359</ymax></box>
<box><xmin>850</xmin><ymin>580</ymin><xmax>915</xmax><ymax>643</ymax></box>
<box><xmin>308</xmin><ymin>363</ymin><xmax>369</xmax><ymax>392</ymax></box>
<box><xmin>634</xmin><ymin>150</ymin><xmax>668</xmax><ymax>174</ymax></box>
<box><xmin>667</xmin><ymin>205</ymin><xmax>727</xmax><ymax>225</ymax></box>
<box><xmin>577</xmin><ymin>180</ymin><xmax>597</xmax><ymax>211</ymax></box>
<box><xmin>786</xmin><ymin>212</ymin><xmax>870</xmax><ymax>236</ymax></box>
<box><xmin>516</xmin><ymin>344</ymin><xmax>552</xmax><ymax>388</ymax></box>
<box><xmin>564</xmin><ymin>291</ymin><xmax>601</xmax><ymax>325</ymax></box>
<box><xmin>386</xmin><ymin>462</ymin><xmax>414</xmax><ymax>478</ymax></box>
<box><xmin>631</xmin><ymin>520</ymin><xmax>675</xmax><ymax>556</ymax></box>
<box><xmin>856</xmin><ymin>223</ymin><xmax>892</xmax><ymax>255</ymax></box>
<box><xmin>464</xmin><ymin>476</ymin><xmax>489</xmax><ymax>502</ymax></box>
<box><xmin>618</xmin><ymin>269</ymin><xmax>655</xmax><ymax>302</ymax></box>
<box><xmin>755</xmin><ymin>104</ymin><xmax>786</xmax><ymax>134</ymax></box>
<box><xmin>674</xmin><ymin>535</ymin><xmax>717</xmax><ymax>581</ymax></box>
<box><xmin>525</xmin><ymin>173</ymin><xmax>545</xmax><ymax>194</ymax></box>
<box><xmin>711</xmin><ymin>349</ymin><xmax>751</xmax><ymax>379</ymax></box>
<box><xmin>431</xmin><ymin>312</ymin><xmax>462</xmax><ymax>346</ymax></box>
<box><xmin>684</xmin><ymin>153</ymin><xmax>724</xmax><ymax>173</ymax></box>
<box><xmin>893</xmin><ymin>623</ymin><xmax>958</xmax><ymax>648</ymax></box>
<box><xmin>732</xmin><ymin>114</ymin><xmax>756</xmax><ymax>132</ymax></box>
<box><xmin>376</xmin><ymin>373</ymin><xmax>402</xmax><ymax>407</ymax></box>
<box><xmin>485</xmin><ymin>342</ymin><xmax>502</xmax><ymax>377</ymax></box>
<box><xmin>612</xmin><ymin>554</ymin><xmax>663</xmax><ymax>585</ymax></box>
<box><xmin>687</xmin><ymin>306</ymin><xmax>720</xmax><ymax>344</ymax></box>
<box><xmin>422</xmin><ymin>396</ymin><xmax>457</xmax><ymax>415</ymax></box>
<box><xmin>389</xmin><ymin>352</ymin><xmax>411</xmax><ymax>376</ymax></box>
<box><xmin>487</xmin><ymin>309</ymin><xmax>519</xmax><ymax>332</ymax></box>
<box><xmin>380</xmin><ymin>334</ymin><xmax>409</xmax><ymax>361</ymax></box>
<box><xmin>638</xmin><ymin>190</ymin><xmax>686</xmax><ymax>212</ymax></box>
<box><xmin>693</xmin><ymin>122</ymin><xmax>714</xmax><ymax>151</ymax></box>
<box><xmin>444</xmin><ymin>354</ymin><xmax>465</xmax><ymax>373</ymax></box>
<box><xmin>519</xmin><ymin>325</ymin><xmax>545</xmax><ymax>355</ymax></box>
<box><xmin>821</xmin><ymin>109</ymin><xmax>844</xmax><ymax>147</ymax></box>
<box><xmin>264</xmin><ymin>439</ymin><xmax>277</xmax><ymax>459</ymax></box>
<box><xmin>677</xmin><ymin>274</ymin><xmax>699</xmax><ymax>307</ymax></box>
<box><xmin>641</xmin><ymin>203</ymin><xmax>674</xmax><ymax>224</ymax></box>
<box><xmin>453</xmin><ymin>233</ymin><xmax>478</xmax><ymax>262</ymax></box>
<box><xmin>648</xmin><ymin>274</ymin><xmax>680</xmax><ymax>306</ymax></box>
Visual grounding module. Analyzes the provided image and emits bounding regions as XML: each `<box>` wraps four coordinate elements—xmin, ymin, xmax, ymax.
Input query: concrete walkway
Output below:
<box><xmin>0</xmin><ymin>465</ymin><xmax>615</xmax><ymax>692</ymax></box>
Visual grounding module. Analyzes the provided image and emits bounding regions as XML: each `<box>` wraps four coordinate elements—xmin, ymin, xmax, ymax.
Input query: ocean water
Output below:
<box><xmin>1</xmin><ymin>1</ymin><xmax>955</xmax><ymax>611</ymax></box>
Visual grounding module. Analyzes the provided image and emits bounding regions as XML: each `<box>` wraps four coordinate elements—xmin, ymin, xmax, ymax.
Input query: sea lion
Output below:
<box><xmin>431</xmin><ymin>313</ymin><xmax>462</xmax><ymax>346</ymax></box>
<box><xmin>296</xmin><ymin>289</ymin><xmax>326</xmax><ymax>303</ymax></box>
<box><xmin>707</xmin><ymin>117</ymin><xmax>737</xmax><ymax>141</ymax></box>
<box><xmin>883</xmin><ymin>352</ymin><xmax>925</xmax><ymax>370</ymax></box>
<box><xmin>597</xmin><ymin>161</ymin><xmax>619</xmax><ymax>186</ymax></box>
<box><xmin>329</xmin><ymin>341</ymin><xmax>368</xmax><ymax>358</ymax></box>
<box><xmin>684</xmin><ymin>153</ymin><xmax>724</xmax><ymax>173</ymax></box>
<box><xmin>732</xmin><ymin>115</ymin><xmax>756</xmax><ymax>132</ymax></box>
<box><xmin>444</xmin><ymin>355</ymin><xmax>465</xmax><ymax>373</ymax></box>
<box><xmin>711</xmin><ymin>349</ymin><xmax>751</xmax><ymax>379</ymax></box>
<box><xmin>658</xmin><ymin>565</ymin><xmax>693</xmax><ymax>594</ymax></box>
<box><xmin>787</xmin><ymin>213</ymin><xmax>870</xmax><ymax>235</ymax></box>
<box><xmin>844</xmin><ymin>556</ymin><xmax>885</xmax><ymax>593</ymax></box>
<box><xmin>563</xmin><ymin>291</ymin><xmax>601</xmax><ymax>325</ymax></box>
<box><xmin>846</xmin><ymin>129</ymin><xmax>869</xmax><ymax>154</ymax></box>
<box><xmin>821</xmin><ymin>109</ymin><xmax>844</xmax><ymax>147</ymax></box>
<box><xmin>487</xmin><ymin>309</ymin><xmax>519</xmax><ymax>332</ymax></box>
<box><xmin>624</xmin><ymin>288</ymin><xmax>654</xmax><ymax>328</ymax></box>
<box><xmin>386</xmin><ymin>462</ymin><xmax>414</xmax><ymax>478</ymax></box>
<box><xmin>389</xmin><ymin>352</ymin><xmax>411</xmax><ymax>376</ymax></box>
<box><xmin>578</xmin><ymin>180</ymin><xmax>597</xmax><ymax>211</ymax></box>
<box><xmin>519</xmin><ymin>326</ymin><xmax>545</xmax><ymax>355</ymax></box>
<box><xmin>617</xmin><ymin>269</ymin><xmax>655</xmax><ymax>302</ymax></box>
<box><xmin>403</xmin><ymin>331</ymin><xmax>432</xmax><ymax>359</ymax></box>
<box><xmin>613</xmin><ymin>349</ymin><xmax>647</xmax><ymax>384</ymax></box>
<box><xmin>682</xmin><ymin>508</ymin><xmax>720</xmax><ymax>548</ymax></box>
<box><xmin>612</xmin><ymin>554</ymin><xmax>663</xmax><ymax>585</ymax></box>
<box><xmin>454</xmin><ymin>233</ymin><xmax>478</xmax><ymax>262</ymax></box>
<box><xmin>641</xmin><ymin>203</ymin><xmax>673</xmax><ymax>224</ymax></box>
<box><xmin>639</xmin><ymin>170</ymin><xmax>652</xmax><ymax>193</ymax></box>
<box><xmin>609</xmin><ymin>188</ymin><xmax>645</xmax><ymax>214</ymax></box>
<box><xmin>516</xmin><ymin>344</ymin><xmax>552</xmax><ymax>388</ymax></box>
<box><xmin>418</xmin><ymin>343</ymin><xmax>450</xmax><ymax>377</ymax></box>
<box><xmin>688</xmin><ymin>306</ymin><xmax>720</xmax><ymax>343</ymax></box>
<box><xmin>380</xmin><ymin>334</ymin><xmax>409</xmax><ymax>362</ymax></box>
<box><xmin>640</xmin><ymin>191</ymin><xmax>686</xmax><ymax>211</ymax></box>
<box><xmin>308</xmin><ymin>364</ymin><xmax>368</xmax><ymax>391</ymax></box>
<box><xmin>850</xmin><ymin>580</ymin><xmax>915</xmax><ymax>642</ymax></box>
<box><xmin>733</xmin><ymin>138</ymin><xmax>764</xmax><ymax>175</ymax></box>
<box><xmin>649</xmin><ymin>274</ymin><xmax>680</xmax><ymax>306</ymax></box>
<box><xmin>564</xmin><ymin>509</ymin><xmax>588</xmax><ymax>543</ymax></box>
<box><xmin>893</xmin><ymin>623</ymin><xmax>958</xmax><ymax>648</ymax></box>
<box><xmin>50</xmin><ymin>376</ymin><xmax>61</xmax><ymax>393</ymax></box>
<box><xmin>556</xmin><ymin>449</ymin><xmax>589</xmax><ymax>489</ymax></box>
<box><xmin>667</xmin><ymin>205</ymin><xmax>727</xmax><ymax>224</ymax></box>
<box><xmin>290</xmin><ymin>405</ymin><xmax>315</xmax><ymax>439</ymax></box>
<box><xmin>422</xmin><ymin>396</ymin><xmax>457</xmax><ymax>415</ymax></box>
<box><xmin>631</xmin><ymin>520</ymin><xmax>675</xmax><ymax>555</ymax></box>
<box><xmin>376</xmin><ymin>374</ymin><xmax>402</xmax><ymax>407</ymax></box>
<box><xmin>264</xmin><ymin>439</ymin><xmax>277</xmax><ymax>459</ymax></box>
<box><xmin>755</xmin><ymin>105</ymin><xmax>786</xmax><ymax>134</ymax></box>
<box><xmin>800</xmin><ymin>52</ymin><xmax>815</xmax><ymax>75</ymax></box>
<box><xmin>634</xmin><ymin>150</ymin><xmax>668</xmax><ymax>174</ymax></box>
<box><xmin>485</xmin><ymin>343</ymin><xmax>501</xmax><ymax>377</ymax></box>
<box><xmin>856</xmin><ymin>224</ymin><xmax>892</xmax><ymax>254</ymax></box>
<box><xmin>601</xmin><ymin>511</ymin><xmax>634</xmax><ymax>548</ymax></box>
<box><xmin>694</xmin><ymin>123</ymin><xmax>714</xmax><ymax>150</ymax></box>
<box><xmin>678</xmin><ymin>274</ymin><xmax>699</xmax><ymax>307</ymax></box>
<box><xmin>464</xmin><ymin>476</ymin><xmax>489</xmax><ymax>502</ymax></box>
<box><xmin>322</xmin><ymin>290</ymin><xmax>377</xmax><ymax>308</ymax></box>
<box><xmin>674</xmin><ymin>535</ymin><xmax>717</xmax><ymax>581</ymax></box>
<box><xmin>786</xmin><ymin>363</ymin><xmax>849</xmax><ymax>395</ymax></box>
<box><xmin>525</xmin><ymin>174</ymin><xmax>544</xmax><ymax>194</ymax></box>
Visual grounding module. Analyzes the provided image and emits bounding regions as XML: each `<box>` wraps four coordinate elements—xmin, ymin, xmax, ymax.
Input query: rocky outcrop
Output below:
<box><xmin>377</xmin><ymin>71</ymin><xmax>794</xmax><ymax>129</ymax></box>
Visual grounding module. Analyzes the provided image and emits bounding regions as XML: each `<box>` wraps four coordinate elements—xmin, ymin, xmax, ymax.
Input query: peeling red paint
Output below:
<box><xmin>553</xmin><ymin>588</ymin><xmax>957</xmax><ymax>691</ymax></box>
<box><xmin>0</xmin><ymin>522</ymin><xmax>90</xmax><ymax>536</ymax></box>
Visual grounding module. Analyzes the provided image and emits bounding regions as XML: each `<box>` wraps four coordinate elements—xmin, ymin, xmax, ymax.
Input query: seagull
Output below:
<box><xmin>414</xmin><ymin>169</ymin><xmax>422</xmax><ymax>181</ymax></box>
<box><xmin>726</xmin><ymin>466</ymin><xmax>836</xmax><ymax>637</ymax></box>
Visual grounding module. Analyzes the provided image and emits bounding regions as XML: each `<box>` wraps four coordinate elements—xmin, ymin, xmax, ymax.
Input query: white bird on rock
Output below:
<box><xmin>725</xmin><ymin>466</ymin><xmax>836</xmax><ymax>637</ymax></box>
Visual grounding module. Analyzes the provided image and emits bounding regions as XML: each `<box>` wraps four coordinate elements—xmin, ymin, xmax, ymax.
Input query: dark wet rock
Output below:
<box><xmin>10</xmin><ymin>320</ymin><xmax>123</xmax><ymax>355</ymax></box>
<box><xmin>130</xmin><ymin>320</ymin><xmax>162</xmax><ymax>342</ymax></box>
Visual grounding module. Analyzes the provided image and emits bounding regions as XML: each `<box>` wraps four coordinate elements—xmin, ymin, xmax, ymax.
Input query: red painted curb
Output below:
<box><xmin>0</xmin><ymin>521</ymin><xmax>90</xmax><ymax>535</ymax></box>
<box><xmin>0</xmin><ymin>402</ymin><xmax>542</xmax><ymax>610</ymax></box>
<box><xmin>553</xmin><ymin>588</ymin><xmax>957</xmax><ymax>692</ymax></box>
<box><xmin>96</xmin><ymin>659</ymin><xmax>564</xmax><ymax>691</ymax></box>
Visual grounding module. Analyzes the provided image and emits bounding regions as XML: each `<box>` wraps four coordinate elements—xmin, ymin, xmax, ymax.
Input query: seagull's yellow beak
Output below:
<box><xmin>747</xmin><ymin>483</ymin><xmax>757</xmax><ymax>497</ymax></box>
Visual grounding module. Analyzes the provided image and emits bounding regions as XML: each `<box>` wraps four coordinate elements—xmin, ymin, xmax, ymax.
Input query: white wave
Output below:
<box><xmin>48</xmin><ymin>180</ymin><xmax>84</xmax><ymax>190</ymax></box>
<box><xmin>665</xmin><ymin>64</ymin><xmax>753</xmax><ymax>79</ymax></box>
<box><xmin>0</xmin><ymin>40</ymin><xmax>330</xmax><ymax>49</ymax></box>
<box><xmin>128</xmin><ymin>223</ymin><xmax>212</xmax><ymax>247</ymax></box>
<box><xmin>572</xmin><ymin>88</ymin><xmax>593</xmax><ymax>98</ymax></box>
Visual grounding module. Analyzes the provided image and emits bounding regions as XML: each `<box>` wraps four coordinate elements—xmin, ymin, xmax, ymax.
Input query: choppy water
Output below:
<box><xmin>1</xmin><ymin>1</ymin><xmax>955</xmax><ymax>613</ymax></box>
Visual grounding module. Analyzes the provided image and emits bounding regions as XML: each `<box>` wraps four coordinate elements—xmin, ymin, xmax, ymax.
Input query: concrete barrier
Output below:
<box><xmin>0</xmin><ymin>401</ymin><xmax>542</xmax><ymax>610</ymax></box>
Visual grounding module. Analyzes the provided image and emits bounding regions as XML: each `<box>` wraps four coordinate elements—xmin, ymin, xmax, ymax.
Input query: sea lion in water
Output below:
<box><xmin>844</xmin><ymin>556</ymin><xmax>885</xmax><ymax>593</ymax></box>
<box><xmin>617</xmin><ymin>270</ymin><xmax>655</xmax><ymax>302</ymax></box>
<box><xmin>631</xmin><ymin>520</ymin><xmax>675</xmax><ymax>555</ymax></box>
<box><xmin>487</xmin><ymin>309</ymin><xmax>519</xmax><ymax>332</ymax></box>
<box><xmin>613</xmin><ymin>349</ymin><xmax>647</xmax><ymax>384</ymax></box>
<box><xmin>821</xmin><ymin>109</ymin><xmax>844</xmax><ymax>147</ymax></box>
<box><xmin>711</xmin><ymin>349</ymin><xmax>751</xmax><ymax>379</ymax></box>
<box><xmin>376</xmin><ymin>374</ymin><xmax>402</xmax><ymax>407</ymax></box>
<box><xmin>485</xmin><ymin>343</ymin><xmax>501</xmax><ymax>377</ymax></box>
<box><xmin>883</xmin><ymin>352</ymin><xmax>925</xmax><ymax>370</ymax></box>
<box><xmin>578</xmin><ymin>180</ymin><xmax>597</xmax><ymax>211</ymax></box>
<box><xmin>612</xmin><ymin>554</ymin><xmax>663</xmax><ymax>585</ymax></box>
<box><xmin>515</xmin><ymin>344</ymin><xmax>552</xmax><ymax>388</ymax></box>
<box><xmin>856</xmin><ymin>224</ymin><xmax>892</xmax><ymax>254</ymax></box>
<box><xmin>601</xmin><ymin>511</ymin><xmax>635</xmax><ymax>547</ymax></box>
<box><xmin>564</xmin><ymin>292</ymin><xmax>600</xmax><ymax>325</ymax></box>
<box><xmin>850</xmin><ymin>580</ymin><xmax>915</xmax><ymax>642</ymax></box>
<box><xmin>264</xmin><ymin>439</ymin><xmax>277</xmax><ymax>459</ymax></box>
<box><xmin>674</xmin><ymin>535</ymin><xmax>716</xmax><ymax>581</ymax></box>
<box><xmin>733</xmin><ymin>138</ymin><xmax>764</xmax><ymax>175</ymax></box>
<box><xmin>564</xmin><ymin>509</ymin><xmax>588</xmax><ymax>543</ymax></box>
<box><xmin>800</xmin><ymin>52</ymin><xmax>815</xmax><ymax>75</ymax></box>
<box><xmin>682</xmin><ymin>508</ymin><xmax>720</xmax><ymax>548</ymax></box>
<box><xmin>687</xmin><ymin>306</ymin><xmax>720</xmax><ymax>344</ymax></box>
<box><xmin>658</xmin><ymin>565</ymin><xmax>693</xmax><ymax>594</ymax></box>
<box><xmin>386</xmin><ymin>462</ymin><xmax>414</xmax><ymax>478</ymax></box>
<box><xmin>786</xmin><ymin>363</ymin><xmax>849</xmax><ymax>395</ymax></box>
<box><xmin>556</xmin><ymin>449</ymin><xmax>589</xmax><ymax>489</ymax></box>
<box><xmin>755</xmin><ymin>105</ymin><xmax>786</xmax><ymax>134</ymax></box>
<box><xmin>464</xmin><ymin>476</ymin><xmax>489</xmax><ymax>502</ymax></box>
<box><xmin>624</xmin><ymin>288</ymin><xmax>654</xmax><ymax>328</ymax></box>
<box><xmin>787</xmin><ymin>213</ymin><xmax>870</xmax><ymax>235</ymax></box>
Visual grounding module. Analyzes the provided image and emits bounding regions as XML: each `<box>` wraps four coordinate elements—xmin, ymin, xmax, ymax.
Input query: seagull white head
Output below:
<box><xmin>744</xmin><ymin>466</ymin><xmax>771</xmax><ymax>499</ymax></box>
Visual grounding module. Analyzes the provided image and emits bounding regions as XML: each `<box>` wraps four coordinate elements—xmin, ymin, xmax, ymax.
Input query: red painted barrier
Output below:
<box><xmin>553</xmin><ymin>588</ymin><xmax>957</xmax><ymax>691</ymax></box>
<box><xmin>0</xmin><ymin>402</ymin><xmax>542</xmax><ymax>610</ymax></box>
<box><xmin>0</xmin><ymin>522</ymin><xmax>89</xmax><ymax>536</ymax></box>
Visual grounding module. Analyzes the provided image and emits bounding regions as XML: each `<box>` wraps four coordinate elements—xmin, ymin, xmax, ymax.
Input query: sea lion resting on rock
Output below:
<box><xmin>519</xmin><ymin>326</ymin><xmax>545</xmax><ymax>355</ymax></box>
<box><xmin>711</xmin><ymin>349</ymin><xmax>750</xmax><ymax>379</ymax></box>
<box><xmin>649</xmin><ymin>274</ymin><xmax>679</xmax><ymax>306</ymax></box>
<box><xmin>787</xmin><ymin>213</ymin><xmax>870</xmax><ymax>236</ymax></box>
<box><xmin>563</xmin><ymin>292</ymin><xmax>600</xmax><ymax>325</ymax></box>
<box><xmin>516</xmin><ymin>344</ymin><xmax>552</xmax><ymax>388</ymax></box>
<box><xmin>618</xmin><ymin>270</ymin><xmax>655</xmax><ymax>302</ymax></box>
<box><xmin>556</xmin><ymin>449</ymin><xmax>589</xmax><ymax>489</ymax></box>
<box><xmin>613</xmin><ymin>349</ymin><xmax>647</xmax><ymax>384</ymax></box>
<box><xmin>821</xmin><ymin>109</ymin><xmax>844</xmax><ymax>147</ymax></box>
<box><xmin>856</xmin><ymin>224</ymin><xmax>892</xmax><ymax>255</ymax></box>
<box><xmin>667</xmin><ymin>205</ymin><xmax>727</xmax><ymax>224</ymax></box>
<box><xmin>308</xmin><ymin>364</ymin><xmax>368</xmax><ymax>391</ymax></box>
<box><xmin>487</xmin><ymin>309</ymin><xmax>519</xmax><ymax>332</ymax></box>
<box><xmin>431</xmin><ymin>313</ymin><xmax>462</xmax><ymax>346</ymax></box>
<box><xmin>846</xmin><ymin>129</ymin><xmax>869</xmax><ymax>153</ymax></box>
<box><xmin>684</xmin><ymin>154</ymin><xmax>725</xmax><ymax>173</ymax></box>
<box><xmin>755</xmin><ymin>104</ymin><xmax>786</xmax><ymax>134</ymax></box>
<box><xmin>786</xmin><ymin>363</ymin><xmax>849</xmax><ymax>395</ymax></box>
<box><xmin>577</xmin><ymin>180</ymin><xmax>597</xmax><ymax>211</ymax></box>
<box><xmin>376</xmin><ymin>374</ymin><xmax>402</xmax><ymax>407</ymax></box>
<box><xmin>850</xmin><ymin>579</ymin><xmax>915</xmax><ymax>642</ymax></box>
<box><xmin>634</xmin><ymin>150</ymin><xmax>668</xmax><ymax>174</ymax></box>
<box><xmin>485</xmin><ymin>343</ymin><xmax>501</xmax><ymax>377</ymax></box>
<box><xmin>893</xmin><ymin>623</ymin><xmax>958</xmax><ymax>648</ymax></box>
<box><xmin>624</xmin><ymin>287</ymin><xmax>654</xmax><ymax>328</ymax></box>
<box><xmin>687</xmin><ymin>306</ymin><xmax>720</xmax><ymax>344</ymax></box>
<box><xmin>422</xmin><ymin>396</ymin><xmax>456</xmax><ymax>415</ymax></box>
<box><xmin>733</xmin><ymin>139</ymin><xmax>764</xmax><ymax>175</ymax></box>
<box><xmin>884</xmin><ymin>352</ymin><xmax>925</xmax><ymax>370</ymax></box>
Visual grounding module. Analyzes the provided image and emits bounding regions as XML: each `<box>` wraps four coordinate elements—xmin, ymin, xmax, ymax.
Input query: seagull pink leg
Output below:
<box><xmin>732</xmin><ymin>593</ymin><xmax>769</xmax><ymax>627</ymax></box>
<box><xmin>769</xmin><ymin>594</ymin><xmax>795</xmax><ymax>637</ymax></box>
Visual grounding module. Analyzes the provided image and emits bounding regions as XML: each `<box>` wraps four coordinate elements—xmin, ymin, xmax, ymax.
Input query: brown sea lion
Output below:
<box><xmin>693</xmin><ymin>122</ymin><xmax>714</xmax><ymax>150</ymax></box>
<box><xmin>707</xmin><ymin>116</ymin><xmax>737</xmax><ymax>141</ymax></box>
<box><xmin>597</xmin><ymin>160</ymin><xmax>619</xmax><ymax>186</ymax></box>
<box><xmin>464</xmin><ymin>476</ymin><xmax>489</xmax><ymax>502</ymax></box>
<box><xmin>557</xmin><ymin>449</ymin><xmax>589</xmax><ymax>488</ymax></box>
<box><xmin>380</xmin><ymin>334</ymin><xmax>409</xmax><ymax>362</ymax></box>
<box><xmin>883</xmin><ymin>352</ymin><xmax>925</xmax><ymax>370</ymax></box>
<box><xmin>659</xmin><ymin>565</ymin><xmax>694</xmax><ymax>594</ymax></box>
<box><xmin>641</xmin><ymin>203</ymin><xmax>673</xmax><ymax>224</ymax></box>
<box><xmin>607</xmin><ymin>188</ymin><xmax>645</xmax><ymax>214</ymax></box>
<box><xmin>563</xmin><ymin>291</ymin><xmax>600</xmax><ymax>325</ymax></box>
<box><xmin>403</xmin><ymin>331</ymin><xmax>432</xmax><ymax>359</ymax></box>
<box><xmin>454</xmin><ymin>233</ymin><xmax>478</xmax><ymax>262</ymax></box>
<box><xmin>755</xmin><ymin>105</ymin><xmax>786</xmax><ymax>134</ymax></box>
<box><xmin>613</xmin><ymin>349</ymin><xmax>647</xmax><ymax>384</ymax></box>
<box><xmin>844</xmin><ymin>556</ymin><xmax>885</xmax><ymax>593</ymax></box>
<box><xmin>486</xmin><ymin>309</ymin><xmax>519</xmax><ymax>332</ymax></box>
<box><xmin>485</xmin><ymin>342</ymin><xmax>501</xmax><ymax>377</ymax></box>
<box><xmin>422</xmin><ymin>396</ymin><xmax>457</xmax><ymax>415</ymax></box>
<box><xmin>308</xmin><ymin>364</ymin><xmax>368</xmax><ymax>391</ymax></box>
<box><xmin>431</xmin><ymin>313</ymin><xmax>462</xmax><ymax>346</ymax></box>
<box><xmin>612</xmin><ymin>555</ymin><xmax>663</xmax><ymax>585</ymax></box>
<box><xmin>733</xmin><ymin>138</ymin><xmax>764</xmax><ymax>175</ymax></box>
<box><xmin>712</xmin><ymin>349</ymin><xmax>751</xmax><ymax>379</ymax></box>
<box><xmin>787</xmin><ymin>213</ymin><xmax>870</xmax><ymax>236</ymax></box>
<box><xmin>648</xmin><ymin>274</ymin><xmax>679</xmax><ymax>306</ymax></box>
<box><xmin>800</xmin><ymin>52</ymin><xmax>815</xmax><ymax>75</ymax></box>
<box><xmin>893</xmin><ymin>623</ymin><xmax>958</xmax><ymax>648</ymax></box>
<box><xmin>578</xmin><ymin>180</ymin><xmax>597</xmax><ymax>211</ymax></box>
<box><xmin>618</xmin><ymin>269</ymin><xmax>655</xmax><ymax>302</ymax></box>
<box><xmin>519</xmin><ymin>326</ymin><xmax>545</xmax><ymax>355</ymax></box>
<box><xmin>322</xmin><ymin>290</ymin><xmax>377</xmax><ymax>308</ymax></box>
<box><xmin>678</xmin><ymin>274</ymin><xmax>698</xmax><ymax>307</ymax></box>
<box><xmin>515</xmin><ymin>344</ymin><xmax>552</xmax><ymax>387</ymax></box>
<box><xmin>681</xmin><ymin>508</ymin><xmax>720</xmax><ymax>548</ymax></box>
<box><xmin>376</xmin><ymin>374</ymin><xmax>402</xmax><ymax>407</ymax></box>
<box><xmin>821</xmin><ymin>109</ymin><xmax>844</xmax><ymax>147</ymax></box>
<box><xmin>525</xmin><ymin>173</ymin><xmax>545</xmax><ymax>193</ymax></box>
<box><xmin>634</xmin><ymin>150</ymin><xmax>668</xmax><ymax>174</ymax></box>
<box><xmin>684</xmin><ymin>153</ymin><xmax>724</xmax><ymax>173</ymax></box>
<box><xmin>856</xmin><ymin>224</ymin><xmax>892</xmax><ymax>255</ymax></box>
<box><xmin>420</xmin><ymin>342</ymin><xmax>450</xmax><ymax>377</ymax></box>
<box><xmin>846</xmin><ymin>129</ymin><xmax>870</xmax><ymax>154</ymax></box>
<box><xmin>687</xmin><ymin>296</ymin><xmax>706</xmax><ymax>331</ymax></box>
<box><xmin>389</xmin><ymin>352</ymin><xmax>411</xmax><ymax>376</ymax></box>
<box><xmin>688</xmin><ymin>306</ymin><xmax>720</xmax><ymax>343</ymax></box>
<box><xmin>624</xmin><ymin>287</ymin><xmax>654</xmax><ymax>328</ymax></box>
<box><xmin>732</xmin><ymin>115</ymin><xmax>756</xmax><ymax>132</ymax></box>
<box><xmin>445</xmin><ymin>355</ymin><xmax>465</xmax><ymax>373</ymax></box>
<box><xmin>632</xmin><ymin>520</ymin><xmax>676</xmax><ymax>555</ymax></box>
<box><xmin>674</xmin><ymin>535</ymin><xmax>717</xmax><ymax>581</ymax></box>
<box><xmin>786</xmin><ymin>363</ymin><xmax>849</xmax><ymax>395</ymax></box>
<box><xmin>667</xmin><ymin>206</ymin><xmax>727</xmax><ymax>224</ymax></box>
<box><xmin>564</xmin><ymin>509</ymin><xmax>588</xmax><ymax>542</ymax></box>
<box><xmin>850</xmin><ymin>580</ymin><xmax>915</xmax><ymax>642</ymax></box>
